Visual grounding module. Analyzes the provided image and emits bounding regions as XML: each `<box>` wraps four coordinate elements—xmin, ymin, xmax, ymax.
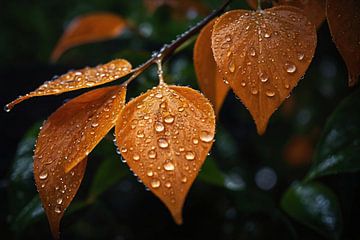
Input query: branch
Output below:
<box><xmin>122</xmin><ymin>0</ymin><xmax>232</xmax><ymax>86</ymax></box>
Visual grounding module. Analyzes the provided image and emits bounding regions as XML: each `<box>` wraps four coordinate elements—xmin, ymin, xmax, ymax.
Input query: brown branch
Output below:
<box><xmin>122</xmin><ymin>0</ymin><xmax>232</xmax><ymax>86</ymax></box>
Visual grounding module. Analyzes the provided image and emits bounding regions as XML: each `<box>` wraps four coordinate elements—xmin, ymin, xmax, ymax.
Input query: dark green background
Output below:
<box><xmin>1</xmin><ymin>0</ymin><xmax>359</xmax><ymax>239</ymax></box>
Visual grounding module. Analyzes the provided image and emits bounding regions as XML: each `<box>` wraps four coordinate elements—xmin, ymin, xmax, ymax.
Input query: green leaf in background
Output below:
<box><xmin>198</xmin><ymin>156</ymin><xmax>225</xmax><ymax>187</ymax></box>
<box><xmin>281</xmin><ymin>182</ymin><xmax>342</xmax><ymax>240</ymax></box>
<box><xmin>306</xmin><ymin>89</ymin><xmax>360</xmax><ymax>181</ymax></box>
<box><xmin>88</xmin><ymin>138</ymin><xmax>129</xmax><ymax>201</ymax></box>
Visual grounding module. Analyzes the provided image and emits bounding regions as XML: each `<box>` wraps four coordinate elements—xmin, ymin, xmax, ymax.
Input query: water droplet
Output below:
<box><xmin>54</xmin><ymin>206</ymin><xmax>61</xmax><ymax>214</ymax></box>
<box><xmin>241</xmin><ymin>82</ymin><xmax>246</xmax><ymax>87</ymax></box>
<box><xmin>259</xmin><ymin>72</ymin><xmax>269</xmax><ymax>83</ymax></box>
<box><xmin>56</xmin><ymin>198</ymin><xmax>63</xmax><ymax>205</ymax></box>
<box><xmin>285</xmin><ymin>62</ymin><xmax>297</xmax><ymax>73</ymax></box>
<box><xmin>137</xmin><ymin>130</ymin><xmax>145</xmax><ymax>138</ymax></box>
<box><xmin>251</xmin><ymin>88</ymin><xmax>259</xmax><ymax>95</ymax></box>
<box><xmin>250</xmin><ymin>47</ymin><xmax>256</xmax><ymax>57</ymax></box>
<box><xmin>178</xmin><ymin>107</ymin><xmax>185</xmax><ymax>112</ymax></box>
<box><xmin>225</xmin><ymin>35</ymin><xmax>232</xmax><ymax>42</ymax></box>
<box><xmin>4</xmin><ymin>104</ymin><xmax>10</xmax><ymax>112</ymax></box>
<box><xmin>91</xmin><ymin>122</ymin><xmax>99</xmax><ymax>128</ymax></box>
<box><xmin>200</xmin><ymin>131</ymin><xmax>214</xmax><ymax>143</ymax></box>
<box><xmin>164</xmin><ymin>115</ymin><xmax>175</xmax><ymax>124</ymax></box>
<box><xmin>264</xmin><ymin>32</ymin><xmax>271</xmax><ymax>38</ymax></box>
<box><xmin>284</xmin><ymin>84</ymin><xmax>290</xmax><ymax>89</ymax></box>
<box><xmin>165</xmin><ymin>182</ymin><xmax>172</xmax><ymax>188</ymax></box>
<box><xmin>133</xmin><ymin>154</ymin><xmax>140</xmax><ymax>161</ymax></box>
<box><xmin>297</xmin><ymin>53</ymin><xmax>305</xmax><ymax>61</ymax></box>
<box><xmin>147</xmin><ymin>170</ymin><xmax>154</xmax><ymax>177</ymax></box>
<box><xmin>158</xmin><ymin>138</ymin><xmax>169</xmax><ymax>148</ymax></box>
<box><xmin>155</xmin><ymin>122</ymin><xmax>165</xmax><ymax>132</ymax></box>
<box><xmin>148</xmin><ymin>150</ymin><xmax>157</xmax><ymax>159</ymax></box>
<box><xmin>181</xmin><ymin>176</ymin><xmax>188</xmax><ymax>183</ymax></box>
<box><xmin>192</xmin><ymin>138</ymin><xmax>199</xmax><ymax>145</ymax></box>
<box><xmin>228</xmin><ymin>60</ymin><xmax>235</xmax><ymax>73</ymax></box>
<box><xmin>164</xmin><ymin>162</ymin><xmax>175</xmax><ymax>171</ymax></box>
<box><xmin>39</xmin><ymin>171</ymin><xmax>48</xmax><ymax>180</ymax></box>
<box><xmin>265</xmin><ymin>90</ymin><xmax>276</xmax><ymax>97</ymax></box>
<box><xmin>185</xmin><ymin>151</ymin><xmax>195</xmax><ymax>161</ymax></box>
<box><xmin>155</xmin><ymin>93</ymin><xmax>163</xmax><ymax>98</ymax></box>
<box><xmin>151</xmin><ymin>179</ymin><xmax>161</xmax><ymax>188</ymax></box>
<box><xmin>121</xmin><ymin>147</ymin><xmax>127</xmax><ymax>153</ymax></box>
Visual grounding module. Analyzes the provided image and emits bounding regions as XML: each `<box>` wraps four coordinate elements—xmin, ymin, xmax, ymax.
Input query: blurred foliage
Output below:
<box><xmin>0</xmin><ymin>0</ymin><xmax>359</xmax><ymax>239</ymax></box>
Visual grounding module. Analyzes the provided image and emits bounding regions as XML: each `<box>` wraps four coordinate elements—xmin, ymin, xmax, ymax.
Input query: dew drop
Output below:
<box><xmin>155</xmin><ymin>122</ymin><xmax>165</xmax><ymax>132</ymax></box>
<box><xmin>185</xmin><ymin>151</ymin><xmax>195</xmax><ymax>161</ymax></box>
<box><xmin>54</xmin><ymin>206</ymin><xmax>61</xmax><ymax>214</ymax></box>
<box><xmin>56</xmin><ymin>198</ymin><xmax>63</xmax><ymax>205</ymax></box>
<box><xmin>133</xmin><ymin>154</ymin><xmax>140</xmax><ymax>161</ymax></box>
<box><xmin>181</xmin><ymin>176</ymin><xmax>188</xmax><ymax>183</ymax></box>
<box><xmin>164</xmin><ymin>115</ymin><xmax>175</xmax><ymax>124</ymax></box>
<box><xmin>148</xmin><ymin>150</ymin><xmax>157</xmax><ymax>159</ymax></box>
<box><xmin>265</xmin><ymin>90</ymin><xmax>276</xmax><ymax>97</ymax></box>
<box><xmin>178</xmin><ymin>107</ymin><xmax>185</xmax><ymax>112</ymax></box>
<box><xmin>4</xmin><ymin>104</ymin><xmax>10</xmax><ymax>112</ymax></box>
<box><xmin>158</xmin><ymin>138</ymin><xmax>169</xmax><ymax>148</ymax></box>
<box><xmin>91</xmin><ymin>122</ymin><xmax>99</xmax><ymax>128</ymax></box>
<box><xmin>121</xmin><ymin>147</ymin><xmax>127</xmax><ymax>153</ymax></box>
<box><xmin>164</xmin><ymin>162</ymin><xmax>175</xmax><ymax>171</ymax></box>
<box><xmin>192</xmin><ymin>138</ymin><xmax>199</xmax><ymax>145</ymax></box>
<box><xmin>264</xmin><ymin>32</ymin><xmax>271</xmax><ymax>38</ymax></box>
<box><xmin>137</xmin><ymin>130</ymin><xmax>145</xmax><ymax>138</ymax></box>
<box><xmin>151</xmin><ymin>179</ymin><xmax>161</xmax><ymax>188</ymax></box>
<box><xmin>200</xmin><ymin>131</ymin><xmax>214</xmax><ymax>143</ymax></box>
<box><xmin>251</xmin><ymin>88</ymin><xmax>259</xmax><ymax>95</ymax></box>
<box><xmin>285</xmin><ymin>62</ymin><xmax>297</xmax><ymax>73</ymax></box>
<box><xmin>259</xmin><ymin>72</ymin><xmax>269</xmax><ymax>83</ymax></box>
<box><xmin>249</xmin><ymin>47</ymin><xmax>256</xmax><ymax>57</ymax></box>
<box><xmin>228</xmin><ymin>60</ymin><xmax>236</xmax><ymax>73</ymax></box>
<box><xmin>147</xmin><ymin>170</ymin><xmax>154</xmax><ymax>177</ymax></box>
<box><xmin>284</xmin><ymin>84</ymin><xmax>290</xmax><ymax>89</ymax></box>
<box><xmin>225</xmin><ymin>35</ymin><xmax>232</xmax><ymax>42</ymax></box>
<box><xmin>165</xmin><ymin>182</ymin><xmax>172</xmax><ymax>188</ymax></box>
<box><xmin>297</xmin><ymin>53</ymin><xmax>305</xmax><ymax>61</ymax></box>
<box><xmin>39</xmin><ymin>171</ymin><xmax>48</xmax><ymax>180</ymax></box>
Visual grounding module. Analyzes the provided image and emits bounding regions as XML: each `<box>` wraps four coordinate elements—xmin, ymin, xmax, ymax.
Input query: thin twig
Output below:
<box><xmin>122</xmin><ymin>0</ymin><xmax>232</xmax><ymax>86</ymax></box>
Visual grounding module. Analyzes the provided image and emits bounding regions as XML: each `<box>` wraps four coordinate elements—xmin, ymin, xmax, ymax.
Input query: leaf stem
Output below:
<box><xmin>257</xmin><ymin>0</ymin><xmax>262</xmax><ymax>11</ymax></box>
<box><xmin>122</xmin><ymin>0</ymin><xmax>232</xmax><ymax>86</ymax></box>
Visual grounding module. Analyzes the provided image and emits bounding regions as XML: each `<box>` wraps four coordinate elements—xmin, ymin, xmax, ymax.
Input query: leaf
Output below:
<box><xmin>211</xmin><ymin>6</ymin><xmax>317</xmax><ymax>134</ymax></box>
<box><xmin>305</xmin><ymin>89</ymin><xmax>360</xmax><ymax>181</ymax></box>
<box><xmin>247</xmin><ymin>0</ymin><xmax>326</xmax><ymax>28</ymax></box>
<box><xmin>51</xmin><ymin>13</ymin><xmax>127</xmax><ymax>62</ymax></box>
<box><xmin>327</xmin><ymin>0</ymin><xmax>360</xmax><ymax>86</ymax></box>
<box><xmin>115</xmin><ymin>83</ymin><xmax>215</xmax><ymax>224</ymax></box>
<box><xmin>34</xmin><ymin>86</ymin><xmax>126</xmax><ymax>238</ymax></box>
<box><xmin>194</xmin><ymin>19</ymin><xmax>230</xmax><ymax>115</ymax></box>
<box><xmin>6</xmin><ymin>59</ymin><xmax>131</xmax><ymax>111</ymax></box>
<box><xmin>281</xmin><ymin>182</ymin><xmax>342</xmax><ymax>239</ymax></box>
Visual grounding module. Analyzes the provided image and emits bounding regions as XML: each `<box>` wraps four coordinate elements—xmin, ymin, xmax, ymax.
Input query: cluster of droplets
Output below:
<box><xmin>116</xmin><ymin>84</ymin><xmax>215</xmax><ymax>204</ymax></box>
<box><xmin>212</xmin><ymin>8</ymin><xmax>313</xmax><ymax>100</ymax></box>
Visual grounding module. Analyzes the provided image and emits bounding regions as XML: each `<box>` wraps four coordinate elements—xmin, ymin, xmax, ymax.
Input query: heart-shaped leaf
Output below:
<box><xmin>51</xmin><ymin>13</ymin><xmax>127</xmax><ymax>62</ymax></box>
<box><xmin>34</xmin><ymin>86</ymin><xmax>126</xmax><ymax>238</ymax></box>
<box><xmin>115</xmin><ymin>83</ymin><xmax>215</xmax><ymax>224</ymax></box>
<box><xmin>327</xmin><ymin>0</ymin><xmax>360</xmax><ymax>86</ymax></box>
<box><xmin>306</xmin><ymin>89</ymin><xmax>360</xmax><ymax>181</ymax></box>
<box><xmin>6</xmin><ymin>59</ymin><xmax>131</xmax><ymax>111</ymax></box>
<box><xmin>212</xmin><ymin>6</ymin><xmax>317</xmax><ymax>134</ymax></box>
<box><xmin>194</xmin><ymin>19</ymin><xmax>230</xmax><ymax>115</ymax></box>
<box><xmin>281</xmin><ymin>182</ymin><xmax>342</xmax><ymax>239</ymax></box>
<box><xmin>247</xmin><ymin>0</ymin><xmax>326</xmax><ymax>28</ymax></box>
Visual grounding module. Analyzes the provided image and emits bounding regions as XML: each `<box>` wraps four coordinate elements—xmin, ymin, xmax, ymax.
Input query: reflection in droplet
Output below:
<box><xmin>285</xmin><ymin>62</ymin><xmax>297</xmax><ymax>73</ymax></box>
<box><xmin>155</xmin><ymin>122</ymin><xmax>165</xmax><ymax>132</ymax></box>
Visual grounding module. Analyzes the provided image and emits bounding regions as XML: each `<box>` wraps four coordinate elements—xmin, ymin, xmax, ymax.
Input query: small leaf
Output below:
<box><xmin>281</xmin><ymin>182</ymin><xmax>342</xmax><ymax>239</ymax></box>
<box><xmin>247</xmin><ymin>0</ymin><xmax>326</xmax><ymax>28</ymax></box>
<box><xmin>306</xmin><ymin>89</ymin><xmax>360</xmax><ymax>181</ymax></box>
<box><xmin>6</xmin><ymin>59</ymin><xmax>131</xmax><ymax>111</ymax></box>
<box><xmin>327</xmin><ymin>0</ymin><xmax>360</xmax><ymax>86</ymax></box>
<box><xmin>34</xmin><ymin>86</ymin><xmax>126</xmax><ymax>238</ymax></box>
<box><xmin>194</xmin><ymin>19</ymin><xmax>230</xmax><ymax>115</ymax></box>
<box><xmin>115</xmin><ymin>83</ymin><xmax>215</xmax><ymax>224</ymax></box>
<box><xmin>51</xmin><ymin>13</ymin><xmax>127</xmax><ymax>62</ymax></box>
<box><xmin>212</xmin><ymin>6</ymin><xmax>317</xmax><ymax>134</ymax></box>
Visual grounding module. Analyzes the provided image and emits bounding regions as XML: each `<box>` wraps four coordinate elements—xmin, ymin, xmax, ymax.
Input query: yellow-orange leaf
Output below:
<box><xmin>34</xmin><ymin>86</ymin><xmax>126</xmax><ymax>238</ymax></box>
<box><xmin>115</xmin><ymin>83</ymin><xmax>215</xmax><ymax>224</ymax></box>
<box><xmin>327</xmin><ymin>0</ymin><xmax>360</xmax><ymax>86</ymax></box>
<box><xmin>6</xmin><ymin>59</ymin><xmax>131</xmax><ymax>111</ymax></box>
<box><xmin>51</xmin><ymin>13</ymin><xmax>127</xmax><ymax>62</ymax></box>
<box><xmin>212</xmin><ymin>6</ymin><xmax>316</xmax><ymax>134</ymax></box>
<box><xmin>247</xmin><ymin>0</ymin><xmax>326</xmax><ymax>28</ymax></box>
<box><xmin>194</xmin><ymin>19</ymin><xmax>230</xmax><ymax>115</ymax></box>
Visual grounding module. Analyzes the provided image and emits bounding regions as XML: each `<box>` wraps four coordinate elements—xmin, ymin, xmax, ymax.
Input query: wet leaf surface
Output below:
<box><xmin>115</xmin><ymin>83</ymin><xmax>215</xmax><ymax>224</ymax></box>
<box><xmin>6</xmin><ymin>59</ymin><xmax>131</xmax><ymax>111</ymax></box>
<box><xmin>212</xmin><ymin>6</ymin><xmax>316</xmax><ymax>134</ymax></box>
<box><xmin>51</xmin><ymin>13</ymin><xmax>127</xmax><ymax>62</ymax></box>
<box><xmin>194</xmin><ymin>19</ymin><xmax>230</xmax><ymax>115</ymax></box>
<box><xmin>281</xmin><ymin>182</ymin><xmax>342</xmax><ymax>239</ymax></box>
<box><xmin>306</xmin><ymin>89</ymin><xmax>360</xmax><ymax>181</ymax></box>
<box><xmin>327</xmin><ymin>0</ymin><xmax>360</xmax><ymax>86</ymax></box>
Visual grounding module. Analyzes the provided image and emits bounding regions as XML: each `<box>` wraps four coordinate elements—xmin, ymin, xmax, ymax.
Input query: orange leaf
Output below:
<box><xmin>34</xmin><ymin>86</ymin><xmax>126</xmax><ymax>238</ymax></box>
<box><xmin>194</xmin><ymin>19</ymin><xmax>230</xmax><ymax>115</ymax></box>
<box><xmin>115</xmin><ymin>83</ymin><xmax>215</xmax><ymax>224</ymax></box>
<box><xmin>6</xmin><ymin>59</ymin><xmax>131</xmax><ymax>111</ymax></box>
<box><xmin>327</xmin><ymin>0</ymin><xmax>360</xmax><ymax>86</ymax></box>
<box><xmin>246</xmin><ymin>0</ymin><xmax>326</xmax><ymax>28</ymax></box>
<box><xmin>212</xmin><ymin>6</ymin><xmax>317</xmax><ymax>134</ymax></box>
<box><xmin>51</xmin><ymin>13</ymin><xmax>127</xmax><ymax>62</ymax></box>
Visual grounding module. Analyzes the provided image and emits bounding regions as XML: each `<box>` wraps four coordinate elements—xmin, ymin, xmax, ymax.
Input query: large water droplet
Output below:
<box><xmin>147</xmin><ymin>170</ymin><xmax>154</xmax><ymax>177</ymax></box>
<box><xmin>164</xmin><ymin>115</ymin><xmax>175</xmax><ymax>124</ymax></box>
<box><xmin>39</xmin><ymin>171</ymin><xmax>48</xmax><ymax>180</ymax></box>
<box><xmin>164</xmin><ymin>162</ymin><xmax>175</xmax><ymax>171</ymax></box>
<box><xmin>133</xmin><ymin>154</ymin><xmax>140</xmax><ymax>161</ymax></box>
<box><xmin>158</xmin><ymin>138</ymin><xmax>169</xmax><ymax>148</ymax></box>
<box><xmin>155</xmin><ymin>122</ymin><xmax>165</xmax><ymax>132</ymax></box>
<box><xmin>151</xmin><ymin>179</ymin><xmax>161</xmax><ymax>188</ymax></box>
<box><xmin>56</xmin><ymin>198</ymin><xmax>63</xmax><ymax>205</ymax></box>
<box><xmin>185</xmin><ymin>151</ymin><xmax>195</xmax><ymax>161</ymax></box>
<box><xmin>265</xmin><ymin>90</ymin><xmax>276</xmax><ymax>97</ymax></box>
<box><xmin>259</xmin><ymin>72</ymin><xmax>269</xmax><ymax>83</ymax></box>
<box><xmin>200</xmin><ymin>131</ymin><xmax>214</xmax><ymax>143</ymax></box>
<box><xmin>285</xmin><ymin>62</ymin><xmax>297</xmax><ymax>73</ymax></box>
